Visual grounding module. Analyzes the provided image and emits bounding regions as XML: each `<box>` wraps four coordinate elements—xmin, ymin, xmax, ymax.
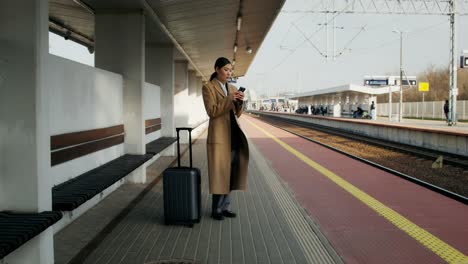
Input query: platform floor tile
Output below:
<box><xmin>56</xmin><ymin>134</ymin><xmax>340</xmax><ymax>264</ymax></box>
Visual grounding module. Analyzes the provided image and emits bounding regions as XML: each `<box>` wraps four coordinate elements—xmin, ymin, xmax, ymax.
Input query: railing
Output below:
<box><xmin>377</xmin><ymin>100</ymin><xmax>468</xmax><ymax>120</ymax></box>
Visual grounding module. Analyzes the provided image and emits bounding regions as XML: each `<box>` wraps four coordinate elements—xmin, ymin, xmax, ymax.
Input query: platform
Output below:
<box><xmin>54</xmin><ymin>131</ymin><xmax>340</xmax><ymax>264</ymax></box>
<box><xmin>365</xmin><ymin>116</ymin><xmax>468</xmax><ymax>134</ymax></box>
<box><xmin>54</xmin><ymin>114</ymin><xmax>468</xmax><ymax>264</ymax></box>
<box><xmin>241</xmin><ymin>115</ymin><xmax>468</xmax><ymax>264</ymax></box>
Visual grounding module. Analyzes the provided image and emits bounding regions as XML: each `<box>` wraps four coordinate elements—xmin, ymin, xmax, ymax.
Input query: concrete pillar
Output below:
<box><xmin>196</xmin><ymin>77</ymin><xmax>203</xmax><ymax>97</ymax></box>
<box><xmin>188</xmin><ymin>70</ymin><xmax>198</xmax><ymax>125</ymax></box>
<box><xmin>174</xmin><ymin>60</ymin><xmax>190</xmax><ymax>143</ymax></box>
<box><xmin>0</xmin><ymin>1</ymin><xmax>54</xmax><ymax>263</ymax></box>
<box><xmin>332</xmin><ymin>104</ymin><xmax>342</xmax><ymax>117</ymax></box>
<box><xmin>146</xmin><ymin>44</ymin><xmax>175</xmax><ymax>156</ymax></box>
<box><xmin>188</xmin><ymin>70</ymin><xmax>197</xmax><ymax>97</ymax></box>
<box><xmin>196</xmin><ymin>76</ymin><xmax>206</xmax><ymax>123</ymax></box>
<box><xmin>95</xmin><ymin>10</ymin><xmax>146</xmax><ymax>182</ymax></box>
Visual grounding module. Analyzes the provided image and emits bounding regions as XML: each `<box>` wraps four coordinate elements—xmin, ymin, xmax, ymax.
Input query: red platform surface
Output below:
<box><xmin>241</xmin><ymin>115</ymin><xmax>468</xmax><ymax>264</ymax></box>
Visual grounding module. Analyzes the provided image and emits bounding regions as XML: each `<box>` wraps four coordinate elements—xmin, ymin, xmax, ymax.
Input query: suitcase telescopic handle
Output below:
<box><xmin>176</xmin><ymin>127</ymin><xmax>193</xmax><ymax>168</ymax></box>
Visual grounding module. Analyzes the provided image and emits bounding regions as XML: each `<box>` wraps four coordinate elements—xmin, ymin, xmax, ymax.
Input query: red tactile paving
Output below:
<box><xmin>241</xmin><ymin>115</ymin><xmax>468</xmax><ymax>264</ymax></box>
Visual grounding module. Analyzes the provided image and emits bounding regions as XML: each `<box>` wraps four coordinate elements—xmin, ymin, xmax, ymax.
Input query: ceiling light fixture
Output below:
<box><xmin>246</xmin><ymin>46</ymin><xmax>252</xmax><ymax>54</ymax></box>
<box><xmin>236</xmin><ymin>15</ymin><xmax>242</xmax><ymax>31</ymax></box>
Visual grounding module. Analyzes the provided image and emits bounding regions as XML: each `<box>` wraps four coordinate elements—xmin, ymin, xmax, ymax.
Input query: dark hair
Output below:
<box><xmin>210</xmin><ymin>57</ymin><xmax>231</xmax><ymax>81</ymax></box>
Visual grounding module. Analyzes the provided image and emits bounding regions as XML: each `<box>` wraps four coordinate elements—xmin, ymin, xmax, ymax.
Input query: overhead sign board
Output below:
<box><xmin>363</xmin><ymin>75</ymin><xmax>417</xmax><ymax>86</ymax></box>
<box><xmin>365</xmin><ymin>79</ymin><xmax>388</xmax><ymax>86</ymax></box>
<box><xmin>418</xmin><ymin>82</ymin><xmax>429</xmax><ymax>92</ymax></box>
<box><xmin>402</xmin><ymin>79</ymin><xmax>417</xmax><ymax>86</ymax></box>
<box><xmin>461</xmin><ymin>50</ymin><xmax>468</xmax><ymax>68</ymax></box>
<box><xmin>462</xmin><ymin>56</ymin><xmax>468</xmax><ymax>68</ymax></box>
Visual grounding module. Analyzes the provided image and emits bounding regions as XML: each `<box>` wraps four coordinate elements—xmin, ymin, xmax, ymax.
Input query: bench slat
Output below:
<box><xmin>0</xmin><ymin>211</ymin><xmax>63</xmax><ymax>259</ymax></box>
<box><xmin>52</xmin><ymin>154</ymin><xmax>153</xmax><ymax>211</ymax></box>
<box><xmin>146</xmin><ymin>137</ymin><xmax>177</xmax><ymax>155</ymax></box>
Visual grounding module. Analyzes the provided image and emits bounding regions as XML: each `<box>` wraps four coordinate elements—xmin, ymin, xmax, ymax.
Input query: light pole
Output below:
<box><xmin>393</xmin><ymin>29</ymin><xmax>404</xmax><ymax>122</ymax></box>
<box><xmin>448</xmin><ymin>0</ymin><xmax>458</xmax><ymax>126</ymax></box>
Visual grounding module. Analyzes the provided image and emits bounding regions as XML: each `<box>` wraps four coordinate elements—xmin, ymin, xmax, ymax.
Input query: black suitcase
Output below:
<box><xmin>163</xmin><ymin>127</ymin><xmax>201</xmax><ymax>227</ymax></box>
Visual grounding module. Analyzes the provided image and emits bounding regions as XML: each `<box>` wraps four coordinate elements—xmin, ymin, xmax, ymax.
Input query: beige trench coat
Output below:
<box><xmin>202</xmin><ymin>79</ymin><xmax>249</xmax><ymax>194</ymax></box>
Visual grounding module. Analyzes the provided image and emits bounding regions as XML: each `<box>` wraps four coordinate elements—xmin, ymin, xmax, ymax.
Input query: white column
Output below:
<box><xmin>0</xmin><ymin>1</ymin><xmax>54</xmax><ymax>263</ymax></box>
<box><xmin>196</xmin><ymin>76</ymin><xmax>206</xmax><ymax>123</ymax></box>
<box><xmin>188</xmin><ymin>70</ymin><xmax>198</xmax><ymax>125</ymax></box>
<box><xmin>95</xmin><ymin>10</ymin><xmax>146</xmax><ymax>182</ymax></box>
<box><xmin>174</xmin><ymin>60</ymin><xmax>190</xmax><ymax>143</ymax></box>
<box><xmin>196</xmin><ymin>77</ymin><xmax>203</xmax><ymax>97</ymax></box>
<box><xmin>146</xmin><ymin>44</ymin><xmax>175</xmax><ymax>156</ymax></box>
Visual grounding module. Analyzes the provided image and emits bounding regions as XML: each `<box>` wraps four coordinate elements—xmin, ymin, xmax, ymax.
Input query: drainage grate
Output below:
<box><xmin>145</xmin><ymin>260</ymin><xmax>200</xmax><ymax>264</ymax></box>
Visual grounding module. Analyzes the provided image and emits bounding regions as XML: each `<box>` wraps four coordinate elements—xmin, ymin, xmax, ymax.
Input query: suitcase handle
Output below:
<box><xmin>176</xmin><ymin>127</ymin><xmax>193</xmax><ymax>168</ymax></box>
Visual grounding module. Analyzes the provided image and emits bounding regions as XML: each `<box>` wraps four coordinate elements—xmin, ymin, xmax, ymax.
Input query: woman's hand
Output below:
<box><xmin>230</xmin><ymin>91</ymin><xmax>244</xmax><ymax>102</ymax></box>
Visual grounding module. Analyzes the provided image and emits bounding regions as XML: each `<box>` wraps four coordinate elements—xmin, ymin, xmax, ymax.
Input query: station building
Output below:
<box><xmin>290</xmin><ymin>75</ymin><xmax>417</xmax><ymax>117</ymax></box>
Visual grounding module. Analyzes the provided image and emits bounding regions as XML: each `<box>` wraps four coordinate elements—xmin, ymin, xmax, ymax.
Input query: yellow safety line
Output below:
<box><xmin>245</xmin><ymin>117</ymin><xmax>468</xmax><ymax>264</ymax></box>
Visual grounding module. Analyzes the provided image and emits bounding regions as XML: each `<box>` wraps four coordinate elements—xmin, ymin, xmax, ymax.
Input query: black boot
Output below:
<box><xmin>222</xmin><ymin>210</ymin><xmax>237</xmax><ymax>218</ymax></box>
<box><xmin>212</xmin><ymin>194</ymin><xmax>224</xmax><ymax>220</ymax></box>
<box><xmin>211</xmin><ymin>212</ymin><xmax>225</xmax><ymax>220</ymax></box>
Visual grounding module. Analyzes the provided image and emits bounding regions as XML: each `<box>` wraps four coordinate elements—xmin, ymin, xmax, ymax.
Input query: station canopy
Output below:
<box><xmin>49</xmin><ymin>0</ymin><xmax>286</xmax><ymax>80</ymax></box>
<box><xmin>290</xmin><ymin>84</ymin><xmax>400</xmax><ymax>100</ymax></box>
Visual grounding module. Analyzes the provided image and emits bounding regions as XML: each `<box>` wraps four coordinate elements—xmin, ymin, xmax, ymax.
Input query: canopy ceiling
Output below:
<box><xmin>49</xmin><ymin>0</ymin><xmax>286</xmax><ymax>80</ymax></box>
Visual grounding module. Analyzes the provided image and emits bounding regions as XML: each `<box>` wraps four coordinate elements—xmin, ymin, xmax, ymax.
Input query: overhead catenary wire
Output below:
<box><xmin>335</xmin><ymin>25</ymin><xmax>367</xmax><ymax>57</ymax></box>
<box><xmin>280</xmin><ymin>0</ymin><xmax>329</xmax><ymax>47</ymax></box>
<box><xmin>280</xmin><ymin>0</ymin><xmax>468</xmax><ymax>16</ymax></box>
<box><xmin>351</xmin><ymin>20</ymin><xmax>447</xmax><ymax>54</ymax></box>
<box><xmin>292</xmin><ymin>23</ymin><xmax>327</xmax><ymax>58</ymax></box>
<box><xmin>255</xmin><ymin>0</ymin><xmax>358</xmax><ymax>76</ymax></box>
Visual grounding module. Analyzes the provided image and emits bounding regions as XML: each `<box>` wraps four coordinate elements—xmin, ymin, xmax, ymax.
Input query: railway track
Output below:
<box><xmin>249</xmin><ymin>112</ymin><xmax>468</xmax><ymax>204</ymax></box>
<box><xmin>259</xmin><ymin>114</ymin><xmax>468</xmax><ymax>169</ymax></box>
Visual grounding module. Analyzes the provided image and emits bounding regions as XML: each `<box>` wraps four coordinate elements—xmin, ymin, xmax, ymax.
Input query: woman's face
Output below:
<box><xmin>216</xmin><ymin>64</ymin><xmax>232</xmax><ymax>83</ymax></box>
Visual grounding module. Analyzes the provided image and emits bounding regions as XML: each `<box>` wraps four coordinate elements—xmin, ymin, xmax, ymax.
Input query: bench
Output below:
<box><xmin>0</xmin><ymin>211</ymin><xmax>63</xmax><ymax>259</ymax></box>
<box><xmin>52</xmin><ymin>154</ymin><xmax>154</xmax><ymax>211</ymax></box>
<box><xmin>146</xmin><ymin>136</ymin><xmax>177</xmax><ymax>155</ymax></box>
<box><xmin>145</xmin><ymin>118</ymin><xmax>177</xmax><ymax>155</ymax></box>
<box><xmin>1</xmin><ymin>120</ymin><xmax>177</xmax><ymax>260</ymax></box>
<box><xmin>51</xmin><ymin>119</ymin><xmax>176</xmax><ymax>211</ymax></box>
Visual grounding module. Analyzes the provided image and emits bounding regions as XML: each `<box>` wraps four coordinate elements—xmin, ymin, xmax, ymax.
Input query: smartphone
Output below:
<box><xmin>238</xmin><ymin>87</ymin><xmax>246</xmax><ymax>92</ymax></box>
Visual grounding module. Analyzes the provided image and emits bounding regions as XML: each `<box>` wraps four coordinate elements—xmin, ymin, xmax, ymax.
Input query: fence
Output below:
<box><xmin>377</xmin><ymin>100</ymin><xmax>468</xmax><ymax>120</ymax></box>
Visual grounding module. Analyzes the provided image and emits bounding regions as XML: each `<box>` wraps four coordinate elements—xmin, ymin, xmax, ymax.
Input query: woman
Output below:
<box><xmin>202</xmin><ymin>57</ymin><xmax>250</xmax><ymax>220</ymax></box>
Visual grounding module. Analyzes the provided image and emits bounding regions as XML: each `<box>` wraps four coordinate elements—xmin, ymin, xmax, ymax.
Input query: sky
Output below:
<box><xmin>236</xmin><ymin>0</ymin><xmax>468</xmax><ymax>97</ymax></box>
<box><xmin>49</xmin><ymin>0</ymin><xmax>468</xmax><ymax>98</ymax></box>
<box><xmin>49</xmin><ymin>33</ymin><xmax>94</xmax><ymax>66</ymax></box>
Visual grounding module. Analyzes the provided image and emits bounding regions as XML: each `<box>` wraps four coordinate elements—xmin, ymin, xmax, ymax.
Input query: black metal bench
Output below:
<box><xmin>52</xmin><ymin>154</ymin><xmax>153</xmax><ymax>211</ymax></box>
<box><xmin>1</xmin><ymin>123</ymin><xmax>179</xmax><ymax>259</ymax></box>
<box><xmin>0</xmin><ymin>135</ymin><xmax>177</xmax><ymax>260</ymax></box>
<box><xmin>52</xmin><ymin>137</ymin><xmax>176</xmax><ymax>211</ymax></box>
<box><xmin>146</xmin><ymin>136</ymin><xmax>177</xmax><ymax>155</ymax></box>
<box><xmin>0</xmin><ymin>211</ymin><xmax>63</xmax><ymax>259</ymax></box>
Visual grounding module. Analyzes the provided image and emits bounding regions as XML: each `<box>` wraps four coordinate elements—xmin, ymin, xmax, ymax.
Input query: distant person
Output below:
<box><xmin>353</xmin><ymin>107</ymin><xmax>364</xmax><ymax>118</ymax></box>
<box><xmin>202</xmin><ymin>57</ymin><xmax>250</xmax><ymax>221</ymax></box>
<box><xmin>370</xmin><ymin>101</ymin><xmax>376</xmax><ymax>120</ymax></box>
<box><xmin>443</xmin><ymin>99</ymin><xmax>449</xmax><ymax>122</ymax></box>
